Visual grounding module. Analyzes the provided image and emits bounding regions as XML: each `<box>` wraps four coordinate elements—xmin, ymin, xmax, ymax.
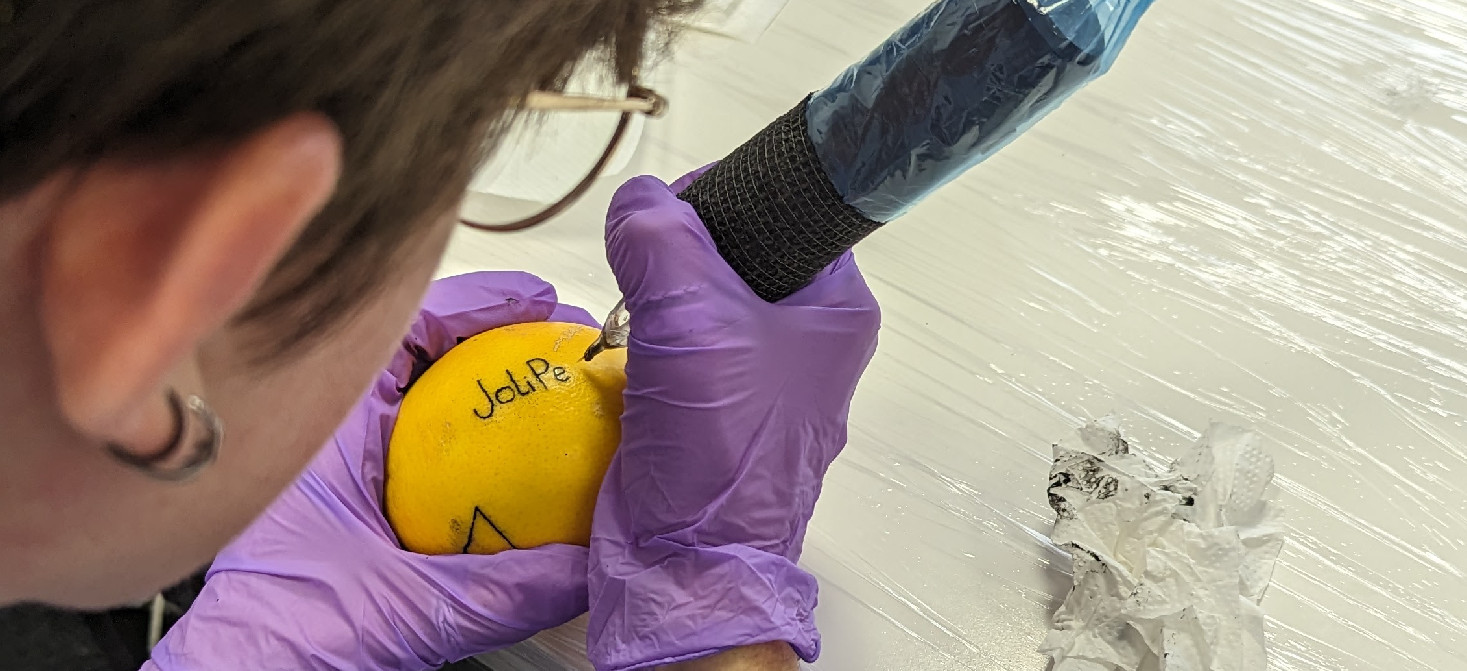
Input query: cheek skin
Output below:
<box><xmin>28</xmin><ymin>214</ymin><xmax>457</xmax><ymax>609</ymax></box>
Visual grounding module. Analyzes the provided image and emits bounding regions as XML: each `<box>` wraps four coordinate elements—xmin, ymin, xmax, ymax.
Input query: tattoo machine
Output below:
<box><xmin>586</xmin><ymin>0</ymin><xmax>1156</xmax><ymax>360</ymax></box>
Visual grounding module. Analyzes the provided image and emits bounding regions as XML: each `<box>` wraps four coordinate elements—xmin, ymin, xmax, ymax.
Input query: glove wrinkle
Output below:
<box><xmin>149</xmin><ymin>272</ymin><xmax>595</xmax><ymax>671</ymax></box>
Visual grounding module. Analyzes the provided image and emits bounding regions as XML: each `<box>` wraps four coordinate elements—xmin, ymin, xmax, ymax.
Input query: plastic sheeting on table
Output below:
<box><xmin>466</xmin><ymin>0</ymin><xmax>1467</xmax><ymax>668</ymax></box>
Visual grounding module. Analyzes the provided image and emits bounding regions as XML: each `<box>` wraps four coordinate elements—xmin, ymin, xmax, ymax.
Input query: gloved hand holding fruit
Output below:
<box><xmin>149</xmin><ymin>168</ymin><xmax>880</xmax><ymax>671</ymax></box>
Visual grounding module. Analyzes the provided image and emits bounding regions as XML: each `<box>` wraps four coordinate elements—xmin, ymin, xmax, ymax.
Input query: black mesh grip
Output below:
<box><xmin>677</xmin><ymin>97</ymin><xmax>884</xmax><ymax>303</ymax></box>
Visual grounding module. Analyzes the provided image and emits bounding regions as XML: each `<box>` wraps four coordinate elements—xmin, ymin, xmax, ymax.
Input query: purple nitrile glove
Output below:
<box><xmin>587</xmin><ymin>169</ymin><xmax>882</xmax><ymax>670</ymax></box>
<box><xmin>144</xmin><ymin>271</ymin><xmax>600</xmax><ymax>671</ymax></box>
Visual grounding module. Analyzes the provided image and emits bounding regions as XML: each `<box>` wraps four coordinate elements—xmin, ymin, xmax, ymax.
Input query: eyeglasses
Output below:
<box><xmin>459</xmin><ymin>84</ymin><xmax>667</xmax><ymax>232</ymax></box>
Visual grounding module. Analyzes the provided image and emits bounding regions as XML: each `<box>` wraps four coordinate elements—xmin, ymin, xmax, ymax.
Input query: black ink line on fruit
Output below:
<box><xmin>462</xmin><ymin>506</ymin><xmax>517</xmax><ymax>553</ymax></box>
<box><xmin>472</xmin><ymin>358</ymin><xmax>574</xmax><ymax>421</ymax></box>
<box><xmin>473</xmin><ymin>379</ymin><xmax>497</xmax><ymax>419</ymax></box>
<box><xmin>528</xmin><ymin>358</ymin><xmax>552</xmax><ymax>389</ymax></box>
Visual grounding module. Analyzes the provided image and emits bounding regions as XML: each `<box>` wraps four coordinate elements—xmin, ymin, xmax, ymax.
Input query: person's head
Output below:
<box><xmin>0</xmin><ymin>0</ymin><xmax>695</xmax><ymax>608</ymax></box>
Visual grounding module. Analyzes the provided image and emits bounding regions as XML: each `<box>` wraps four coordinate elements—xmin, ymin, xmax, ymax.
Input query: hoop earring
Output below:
<box><xmin>105</xmin><ymin>390</ymin><xmax>222</xmax><ymax>482</ymax></box>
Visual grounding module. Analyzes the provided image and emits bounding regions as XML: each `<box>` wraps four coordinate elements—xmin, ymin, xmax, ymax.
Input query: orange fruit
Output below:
<box><xmin>384</xmin><ymin>322</ymin><xmax>626</xmax><ymax>554</ymax></box>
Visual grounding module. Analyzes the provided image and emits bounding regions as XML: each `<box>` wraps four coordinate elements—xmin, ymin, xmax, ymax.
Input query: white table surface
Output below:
<box><xmin>454</xmin><ymin>1</ymin><xmax>1467</xmax><ymax>668</ymax></box>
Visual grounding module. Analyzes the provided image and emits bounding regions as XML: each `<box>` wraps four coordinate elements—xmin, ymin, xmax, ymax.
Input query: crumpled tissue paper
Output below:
<box><xmin>1040</xmin><ymin>417</ymin><xmax>1286</xmax><ymax>671</ymax></box>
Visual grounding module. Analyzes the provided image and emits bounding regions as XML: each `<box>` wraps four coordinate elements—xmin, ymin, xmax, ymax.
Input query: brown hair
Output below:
<box><xmin>0</xmin><ymin>0</ymin><xmax>697</xmax><ymax>355</ymax></box>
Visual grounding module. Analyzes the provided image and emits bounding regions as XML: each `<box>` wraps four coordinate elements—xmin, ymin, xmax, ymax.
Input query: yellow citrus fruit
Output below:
<box><xmin>384</xmin><ymin>321</ymin><xmax>626</xmax><ymax>555</ymax></box>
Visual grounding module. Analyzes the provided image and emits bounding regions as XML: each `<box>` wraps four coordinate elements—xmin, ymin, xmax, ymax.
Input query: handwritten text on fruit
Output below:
<box><xmin>473</xmin><ymin>358</ymin><xmax>571</xmax><ymax>420</ymax></box>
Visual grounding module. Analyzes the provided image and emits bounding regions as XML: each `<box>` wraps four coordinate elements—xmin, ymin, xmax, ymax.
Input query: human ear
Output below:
<box><xmin>39</xmin><ymin>113</ymin><xmax>342</xmax><ymax>453</ymax></box>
